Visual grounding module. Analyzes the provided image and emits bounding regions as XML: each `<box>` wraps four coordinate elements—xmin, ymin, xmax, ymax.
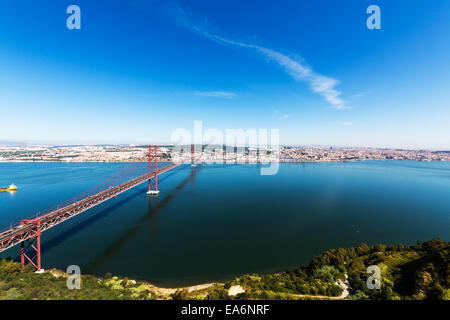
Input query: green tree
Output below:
<box><xmin>356</xmin><ymin>243</ymin><xmax>370</xmax><ymax>256</ymax></box>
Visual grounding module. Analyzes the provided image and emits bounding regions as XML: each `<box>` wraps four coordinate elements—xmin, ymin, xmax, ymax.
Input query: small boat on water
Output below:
<box><xmin>0</xmin><ymin>184</ymin><xmax>18</xmax><ymax>192</ymax></box>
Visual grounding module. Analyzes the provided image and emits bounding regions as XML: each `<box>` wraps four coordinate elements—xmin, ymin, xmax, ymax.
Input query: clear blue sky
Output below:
<box><xmin>0</xmin><ymin>0</ymin><xmax>449</xmax><ymax>149</ymax></box>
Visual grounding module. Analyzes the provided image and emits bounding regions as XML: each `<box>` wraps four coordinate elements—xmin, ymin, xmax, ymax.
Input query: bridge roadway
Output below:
<box><xmin>0</xmin><ymin>162</ymin><xmax>182</xmax><ymax>253</ymax></box>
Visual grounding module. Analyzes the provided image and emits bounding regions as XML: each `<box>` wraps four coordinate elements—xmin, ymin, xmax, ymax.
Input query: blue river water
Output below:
<box><xmin>0</xmin><ymin>161</ymin><xmax>449</xmax><ymax>286</ymax></box>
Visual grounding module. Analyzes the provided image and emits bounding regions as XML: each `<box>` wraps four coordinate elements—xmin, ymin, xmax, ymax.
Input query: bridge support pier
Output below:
<box><xmin>20</xmin><ymin>220</ymin><xmax>42</xmax><ymax>272</ymax></box>
<box><xmin>191</xmin><ymin>144</ymin><xmax>196</xmax><ymax>167</ymax></box>
<box><xmin>147</xmin><ymin>145</ymin><xmax>159</xmax><ymax>196</ymax></box>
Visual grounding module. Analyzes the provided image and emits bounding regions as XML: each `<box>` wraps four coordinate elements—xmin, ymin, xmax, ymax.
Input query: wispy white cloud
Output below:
<box><xmin>195</xmin><ymin>91</ymin><xmax>237</xmax><ymax>98</ymax></box>
<box><xmin>274</xmin><ymin>109</ymin><xmax>289</xmax><ymax>119</ymax></box>
<box><xmin>131</xmin><ymin>0</ymin><xmax>347</xmax><ymax>109</ymax></box>
<box><xmin>338</xmin><ymin>121</ymin><xmax>353</xmax><ymax>126</ymax></box>
<box><xmin>204</xmin><ymin>34</ymin><xmax>348</xmax><ymax>110</ymax></box>
<box><xmin>351</xmin><ymin>89</ymin><xmax>375</xmax><ymax>98</ymax></box>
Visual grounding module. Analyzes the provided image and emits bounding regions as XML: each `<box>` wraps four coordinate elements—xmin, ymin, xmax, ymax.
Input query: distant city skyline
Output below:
<box><xmin>0</xmin><ymin>0</ymin><xmax>449</xmax><ymax>149</ymax></box>
<box><xmin>1</xmin><ymin>144</ymin><xmax>449</xmax><ymax>163</ymax></box>
<box><xmin>1</xmin><ymin>140</ymin><xmax>449</xmax><ymax>152</ymax></box>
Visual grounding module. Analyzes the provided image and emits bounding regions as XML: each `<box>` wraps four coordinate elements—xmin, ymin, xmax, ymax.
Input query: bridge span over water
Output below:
<box><xmin>0</xmin><ymin>145</ymin><xmax>188</xmax><ymax>270</ymax></box>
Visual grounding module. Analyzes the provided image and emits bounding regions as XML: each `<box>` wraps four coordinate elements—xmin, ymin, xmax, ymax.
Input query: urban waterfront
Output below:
<box><xmin>0</xmin><ymin>161</ymin><xmax>449</xmax><ymax>287</ymax></box>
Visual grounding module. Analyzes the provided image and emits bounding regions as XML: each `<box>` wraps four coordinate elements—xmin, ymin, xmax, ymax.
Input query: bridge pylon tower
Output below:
<box><xmin>147</xmin><ymin>145</ymin><xmax>159</xmax><ymax>196</ymax></box>
<box><xmin>191</xmin><ymin>144</ymin><xmax>196</xmax><ymax>167</ymax></box>
<box><xmin>20</xmin><ymin>219</ymin><xmax>43</xmax><ymax>272</ymax></box>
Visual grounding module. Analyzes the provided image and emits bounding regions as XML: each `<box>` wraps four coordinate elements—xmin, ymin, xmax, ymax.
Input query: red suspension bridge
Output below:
<box><xmin>0</xmin><ymin>145</ymin><xmax>191</xmax><ymax>271</ymax></box>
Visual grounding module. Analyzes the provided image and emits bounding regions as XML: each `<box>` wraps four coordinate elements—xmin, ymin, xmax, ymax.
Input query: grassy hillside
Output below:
<box><xmin>212</xmin><ymin>238</ymin><xmax>449</xmax><ymax>300</ymax></box>
<box><xmin>0</xmin><ymin>262</ymin><xmax>157</xmax><ymax>300</ymax></box>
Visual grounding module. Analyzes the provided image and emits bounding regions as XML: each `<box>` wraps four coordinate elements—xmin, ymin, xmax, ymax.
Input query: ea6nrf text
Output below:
<box><xmin>181</xmin><ymin>304</ymin><xmax>270</xmax><ymax>317</ymax></box>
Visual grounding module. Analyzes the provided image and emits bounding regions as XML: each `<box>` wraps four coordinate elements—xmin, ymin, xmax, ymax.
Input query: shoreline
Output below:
<box><xmin>45</xmin><ymin>268</ymin><xmax>352</xmax><ymax>300</ymax></box>
<box><xmin>47</xmin><ymin>267</ymin><xmax>220</xmax><ymax>297</ymax></box>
